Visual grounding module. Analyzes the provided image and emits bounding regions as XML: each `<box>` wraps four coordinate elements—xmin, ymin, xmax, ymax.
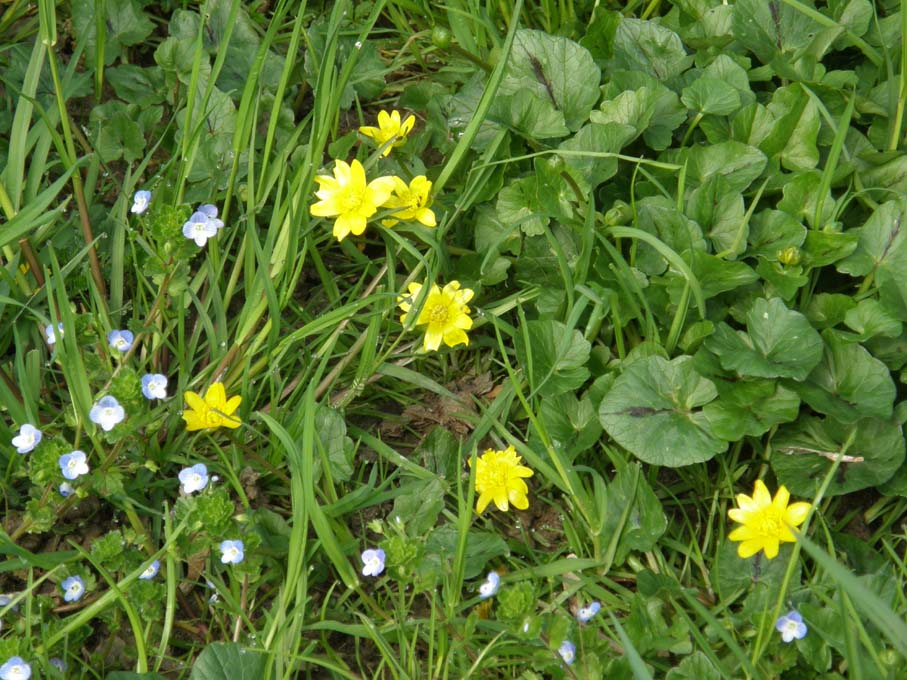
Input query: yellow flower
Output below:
<box><xmin>310</xmin><ymin>159</ymin><xmax>395</xmax><ymax>241</ymax></box>
<box><xmin>382</xmin><ymin>176</ymin><xmax>437</xmax><ymax>228</ymax></box>
<box><xmin>728</xmin><ymin>479</ymin><xmax>811</xmax><ymax>559</ymax></box>
<box><xmin>182</xmin><ymin>382</ymin><xmax>242</xmax><ymax>431</ymax></box>
<box><xmin>470</xmin><ymin>445</ymin><xmax>534</xmax><ymax>514</ymax></box>
<box><xmin>359</xmin><ymin>110</ymin><xmax>416</xmax><ymax>156</ymax></box>
<box><xmin>398</xmin><ymin>280</ymin><xmax>474</xmax><ymax>352</ymax></box>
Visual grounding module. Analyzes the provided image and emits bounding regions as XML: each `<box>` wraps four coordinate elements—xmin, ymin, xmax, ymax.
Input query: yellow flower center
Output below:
<box><xmin>206</xmin><ymin>410</ymin><xmax>222</xmax><ymax>426</ymax></box>
<box><xmin>341</xmin><ymin>188</ymin><xmax>365</xmax><ymax>213</ymax></box>
<box><xmin>429</xmin><ymin>303</ymin><xmax>449</xmax><ymax>324</ymax></box>
<box><xmin>755</xmin><ymin>509</ymin><xmax>783</xmax><ymax>536</ymax></box>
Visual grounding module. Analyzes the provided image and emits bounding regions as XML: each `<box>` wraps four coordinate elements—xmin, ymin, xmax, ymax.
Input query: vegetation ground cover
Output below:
<box><xmin>2</xmin><ymin>0</ymin><xmax>907</xmax><ymax>678</ymax></box>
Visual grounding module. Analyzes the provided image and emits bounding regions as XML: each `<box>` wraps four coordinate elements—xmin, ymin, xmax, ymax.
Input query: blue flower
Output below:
<box><xmin>0</xmin><ymin>656</ymin><xmax>31</xmax><ymax>680</ymax></box>
<box><xmin>131</xmin><ymin>190</ymin><xmax>151</xmax><ymax>215</ymax></box>
<box><xmin>49</xmin><ymin>658</ymin><xmax>66</xmax><ymax>672</ymax></box>
<box><xmin>220</xmin><ymin>539</ymin><xmax>244</xmax><ymax>564</ymax></box>
<box><xmin>576</xmin><ymin>600</ymin><xmax>601</xmax><ymax>623</ymax></box>
<box><xmin>361</xmin><ymin>548</ymin><xmax>386</xmax><ymax>577</ymax></box>
<box><xmin>107</xmin><ymin>329</ymin><xmax>134</xmax><ymax>352</ymax></box>
<box><xmin>141</xmin><ymin>373</ymin><xmax>168</xmax><ymax>400</ymax></box>
<box><xmin>182</xmin><ymin>211</ymin><xmax>218</xmax><ymax>247</ymax></box>
<box><xmin>59</xmin><ymin>451</ymin><xmax>89</xmax><ymax>480</ymax></box>
<box><xmin>61</xmin><ymin>575</ymin><xmax>85</xmax><ymax>602</ymax></box>
<box><xmin>558</xmin><ymin>640</ymin><xmax>576</xmax><ymax>665</ymax></box>
<box><xmin>45</xmin><ymin>322</ymin><xmax>63</xmax><ymax>345</ymax></box>
<box><xmin>89</xmin><ymin>395</ymin><xmax>125</xmax><ymax>432</ymax></box>
<box><xmin>139</xmin><ymin>560</ymin><xmax>160</xmax><ymax>580</ymax></box>
<box><xmin>59</xmin><ymin>481</ymin><xmax>75</xmax><ymax>497</ymax></box>
<box><xmin>11</xmin><ymin>423</ymin><xmax>41</xmax><ymax>454</ymax></box>
<box><xmin>198</xmin><ymin>204</ymin><xmax>225</xmax><ymax>230</ymax></box>
<box><xmin>478</xmin><ymin>571</ymin><xmax>500</xmax><ymax>599</ymax></box>
<box><xmin>178</xmin><ymin>464</ymin><xmax>209</xmax><ymax>494</ymax></box>
<box><xmin>776</xmin><ymin>610</ymin><xmax>808</xmax><ymax>643</ymax></box>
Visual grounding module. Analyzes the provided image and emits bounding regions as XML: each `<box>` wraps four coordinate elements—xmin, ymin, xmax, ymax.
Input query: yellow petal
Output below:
<box><xmin>762</xmin><ymin>537</ymin><xmax>780</xmax><ymax>559</ymax></box>
<box><xmin>443</xmin><ymin>328</ymin><xmax>469</xmax><ymax>348</ymax></box>
<box><xmin>184</xmin><ymin>390</ymin><xmax>207</xmax><ymax>413</ymax></box>
<box><xmin>492</xmin><ymin>488</ymin><xmax>509</xmax><ymax>512</ymax></box>
<box><xmin>223</xmin><ymin>395</ymin><xmax>242</xmax><ymax>415</ymax></box>
<box><xmin>784</xmin><ymin>501</ymin><xmax>811</xmax><ymax>528</ymax></box>
<box><xmin>509</xmin><ymin>489</ymin><xmax>529</xmax><ymax>510</ymax></box>
<box><xmin>727</xmin><ymin>508</ymin><xmax>754</xmax><ymax>523</ymax></box>
<box><xmin>204</xmin><ymin>383</ymin><xmax>227</xmax><ymax>410</ymax></box>
<box><xmin>752</xmin><ymin>479</ymin><xmax>772</xmax><ymax>507</ymax></box>
<box><xmin>772</xmin><ymin>485</ymin><xmax>791</xmax><ymax>511</ymax></box>
<box><xmin>416</xmin><ymin>208</ymin><xmax>437</xmax><ymax>227</ymax></box>
<box><xmin>182</xmin><ymin>411</ymin><xmax>207</xmax><ymax>431</ymax></box>
<box><xmin>476</xmin><ymin>491</ymin><xmax>492</xmax><ymax>514</ymax></box>
<box><xmin>424</xmin><ymin>328</ymin><xmax>443</xmax><ymax>352</ymax></box>
<box><xmin>400</xmin><ymin>114</ymin><xmax>415</xmax><ymax>135</ymax></box>
<box><xmin>728</xmin><ymin>525</ymin><xmax>758</xmax><ymax>541</ymax></box>
<box><xmin>310</xmin><ymin>198</ymin><xmax>339</xmax><ymax>217</ymax></box>
<box><xmin>737</xmin><ymin>538</ymin><xmax>765</xmax><ymax>559</ymax></box>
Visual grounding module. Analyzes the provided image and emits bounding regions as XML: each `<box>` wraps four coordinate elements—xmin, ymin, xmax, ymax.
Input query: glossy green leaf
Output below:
<box><xmin>794</xmin><ymin>330</ymin><xmax>896</xmax><ymax>423</ymax></box>
<box><xmin>705</xmin><ymin>297</ymin><xmax>823</xmax><ymax>380</ymax></box>
<box><xmin>499</xmin><ymin>29</ymin><xmax>600</xmax><ymax>132</ymax></box>
<box><xmin>599</xmin><ymin>355</ymin><xmax>726</xmax><ymax>467</ymax></box>
<box><xmin>515</xmin><ymin>319</ymin><xmax>591</xmax><ymax>397</ymax></box>
<box><xmin>772</xmin><ymin>416</ymin><xmax>905</xmax><ymax>497</ymax></box>
<box><xmin>702</xmin><ymin>379</ymin><xmax>800</xmax><ymax>440</ymax></box>
<box><xmin>189</xmin><ymin>643</ymin><xmax>265</xmax><ymax>680</ymax></box>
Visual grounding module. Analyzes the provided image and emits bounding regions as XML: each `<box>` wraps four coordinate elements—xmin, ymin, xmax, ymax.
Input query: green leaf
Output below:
<box><xmin>611</xmin><ymin>18</ymin><xmax>692</xmax><ymax>82</ymax></box>
<box><xmin>499</xmin><ymin>29</ymin><xmax>600</xmax><ymax>132</ymax></box>
<box><xmin>732</xmin><ymin>0</ymin><xmax>822</xmax><ymax>66</ymax></box>
<box><xmin>514</xmin><ymin>320</ymin><xmax>591</xmax><ymax>397</ymax></box>
<box><xmin>805</xmin><ymin>293</ymin><xmax>856</xmax><ymax>329</ymax></box>
<box><xmin>702</xmin><ymin>379</ymin><xmax>800</xmax><ymax>440</ymax></box>
<box><xmin>837</xmin><ymin>198</ymin><xmax>907</xmax><ymax>279</ymax></box>
<box><xmin>843</xmin><ymin>299</ymin><xmax>903</xmax><ymax>341</ymax></box>
<box><xmin>491</xmin><ymin>88</ymin><xmax>570</xmax><ymax>139</ymax></box>
<box><xmin>793</xmin><ymin>330</ymin><xmax>896</xmax><ymax>424</ymax></box>
<box><xmin>633</xmin><ymin>196</ymin><xmax>706</xmax><ymax>275</ymax></box>
<box><xmin>604</xmin><ymin>71</ymin><xmax>687</xmax><ymax>150</ymax></box>
<box><xmin>107</xmin><ymin>673</ymin><xmax>166</xmax><ymax>680</ymax></box>
<box><xmin>772</xmin><ymin>416</ymin><xmax>905</xmax><ymax>497</ymax></box>
<box><xmin>72</xmin><ymin>0</ymin><xmax>154</xmax><ymax>65</ymax></box>
<box><xmin>704</xmin><ymin>297</ymin><xmax>824</xmax><ymax>380</ymax></box>
<box><xmin>666</xmin><ymin>652</ymin><xmax>721</xmax><ymax>680</ymax></box>
<box><xmin>801</xmin><ymin>230</ymin><xmax>859</xmax><ymax>268</ymax></box>
<box><xmin>89</xmin><ymin>101</ymin><xmax>145</xmax><ymax>163</ymax></box>
<box><xmin>777</xmin><ymin>171</ymin><xmax>834</xmax><ymax>229</ymax></box>
<box><xmin>603</xmin><ymin>463</ymin><xmax>667</xmax><ymax>564</ymax></box>
<box><xmin>747</xmin><ymin>209</ymin><xmax>807</xmax><ymax>260</ymax></box>
<box><xmin>539</xmin><ymin>393</ymin><xmax>602</xmax><ymax>460</ymax></box>
<box><xmin>314</xmin><ymin>405</ymin><xmax>354</xmax><ymax>482</ymax></box>
<box><xmin>496</xmin><ymin>177</ymin><xmax>549</xmax><ymax>236</ymax></box>
<box><xmin>189</xmin><ymin>643</ymin><xmax>265</xmax><ymax>680</ymax></box>
<box><xmin>592</xmin><ymin>87</ymin><xmax>655</xmax><ymax>140</ymax></box>
<box><xmin>683</xmin><ymin>250</ymin><xmax>759</xmax><ymax>299</ymax></box>
<box><xmin>687</xmin><ymin>141</ymin><xmax>767</xmax><ymax>192</ymax></box>
<box><xmin>755</xmin><ymin>259</ymin><xmax>809</xmax><ymax>300</ymax></box>
<box><xmin>682</xmin><ymin>77</ymin><xmax>741</xmax><ymax>116</ymax></box>
<box><xmin>762</xmin><ymin>84</ymin><xmax>821</xmax><ymax>171</ymax></box>
<box><xmin>559</xmin><ymin>122</ymin><xmax>635</xmax><ymax>188</ymax></box>
<box><xmin>391</xmin><ymin>478</ymin><xmax>447</xmax><ymax>537</ymax></box>
<box><xmin>423</xmin><ymin>525</ymin><xmax>508</xmax><ymax>581</ymax></box>
<box><xmin>687</xmin><ymin>176</ymin><xmax>747</xmax><ymax>256</ymax></box>
<box><xmin>599</xmin><ymin>355</ymin><xmax>726</xmax><ymax>467</ymax></box>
